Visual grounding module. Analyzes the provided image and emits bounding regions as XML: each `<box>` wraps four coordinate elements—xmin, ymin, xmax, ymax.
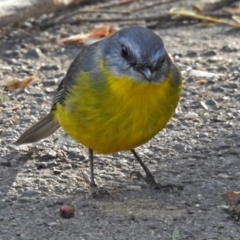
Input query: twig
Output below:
<box><xmin>97</xmin><ymin>0</ymin><xmax>138</xmax><ymax>9</ymax></box>
<box><xmin>200</xmin><ymin>236</ymin><xmax>235</xmax><ymax>240</ymax></box>
<box><xmin>170</xmin><ymin>8</ymin><xmax>240</xmax><ymax>28</ymax></box>
<box><xmin>134</xmin><ymin>0</ymin><xmax>179</xmax><ymax>12</ymax></box>
<box><xmin>73</xmin><ymin>14</ymin><xmax>171</xmax><ymax>23</ymax></box>
<box><xmin>73</xmin><ymin>9</ymin><xmax>129</xmax><ymax>14</ymax></box>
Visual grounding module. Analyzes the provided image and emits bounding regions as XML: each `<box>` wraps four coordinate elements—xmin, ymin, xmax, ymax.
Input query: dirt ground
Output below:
<box><xmin>1</xmin><ymin>1</ymin><xmax>240</xmax><ymax>239</ymax></box>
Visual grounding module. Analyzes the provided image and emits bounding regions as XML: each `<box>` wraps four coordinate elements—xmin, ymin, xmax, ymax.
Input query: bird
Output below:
<box><xmin>15</xmin><ymin>26</ymin><xmax>182</xmax><ymax>195</ymax></box>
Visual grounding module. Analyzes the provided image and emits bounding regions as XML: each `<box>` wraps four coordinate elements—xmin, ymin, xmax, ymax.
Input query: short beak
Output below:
<box><xmin>141</xmin><ymin>67</ymin><xmax>152</xmax><ymax>81</ymax></box>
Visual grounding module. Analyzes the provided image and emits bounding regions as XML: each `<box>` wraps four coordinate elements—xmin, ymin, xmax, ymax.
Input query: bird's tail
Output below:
<box><xmin>15</xmin><ymin>112</ymin><xmax>60</xmax><ymax>145</ymax></box>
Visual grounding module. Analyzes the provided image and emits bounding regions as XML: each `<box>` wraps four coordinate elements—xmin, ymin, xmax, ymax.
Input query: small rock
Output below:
<box><xmin>200</xmin><ymin>50</ymin><xmax>216</xmax><ymax>56</ymax></box>
<box><xmin>126</xmin><ymin>185</ymin><xmax>141</xmax><ymax>191</ymax></box>
<box><xmin>217</xmin><ymin>173</ymin><xmax>230</xmax><ymax>179</ymax></box>
<box><xmin>53</xmin><ymin>168</ymin><xmax>61</xmax><ymax>174</ymax></box>
<box><xmin>25</xmin><ymin>48</ymin><xmax>43</xmax><ymax>59</ymax></box>
<box><xmin>40</xmin><ymin>64</ymin><xmax>59</xmax><ymax>71</ymax></box>
<box><xmin>186</xmin><ymin>50</ymin><xmax>197</xmax><ymax>57</ymax></box>
<box><xmin>206</xmin><ymin>99</ymin><xmax>218</xmax><ymax>108</ymax></box>
<box><xmin>184</xmin><ymin>112</ymin><xmax>198</xmax><ymax>119</ymax></box>
<box><xmin>173</xmin><ymin>143</ymin><xmax>187</xmax><ymax>152</ymax></box>
<box><xmin>221</xmin><ymin>45</ymin><xmax>237</xmax><ymax>52</ymax></box>
<box><xmin>21</xmin><ymin>190</ymin><xmax>41</xmax><ymax>198</ymax></box>
<box><xmin>0</xmin><ymin>159</ymin><xmax>11</xmax><ymax>167</ymax></box>
<box><xmin>200</xmin><ymin>101</ymin><xmax>208</xmax><ymax>110</ymax></box>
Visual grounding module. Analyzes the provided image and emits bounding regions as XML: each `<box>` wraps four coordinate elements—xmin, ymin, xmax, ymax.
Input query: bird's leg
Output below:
<box><xmin>88</xmin><ymin>149</ymin><xmax>113</xmax><ymax>199</ymax></box>
<box><xmin>89</xmin><ymin>149</ymin><xmax>97</xmax><ymax>189</ymax></box>
<box><xmin>131</xmin><ymin>149</ymin><xmax>183</xmax><ymax>190</ymax></box>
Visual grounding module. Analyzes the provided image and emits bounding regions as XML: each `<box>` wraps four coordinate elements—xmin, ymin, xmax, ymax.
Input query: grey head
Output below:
<box><xmin>102</xmin><ymin>26</ymin><xmax>171</xmax><ymax>84</ymax></box>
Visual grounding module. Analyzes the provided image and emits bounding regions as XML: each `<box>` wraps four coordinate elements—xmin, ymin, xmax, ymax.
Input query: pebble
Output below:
<box><xmin>199</xmin><ymin>101</ymin><xmax>208</xmax><ymax>110</ymax></box>
<box><xmin>200</xmin><ymin>50</ymin><xmax>217</xmax><ymax>56</ymax></box>
<box><xmin>184</xmin><ymin>112</ymin><xmax>198</xmax><ymax>119</ymax></box>
<box><xmin>25</xmin><ymin>48</ymin><xmax>44</xmax><ymax>59</ymax></box>
<box><xmin>206</xmin><ymin>99</ymin><xmax>218</xmax><ymax>108</ymax></box>
<box><xmin>40</xmin><ymin>64</ymin><xmax>59</xmax><ymax>71</ymax></box>
<box><xmin>217</xmin><ymin>173</ymin><xmax>230</xmax><ymax>179</ymax></box>
<box><xmin>0</xmin><ymin>159</ymin><xmax>11</xmax><ymax>167</ymax></box>
<box><xmin>21</xmin><ymin>190</ymin><xmax>41</xmax><ymax>198</ymax></box>
<box><xmin>126</xmin><ymin>185</ymin><xmax>142</xmax><ymax>191</ymax></box>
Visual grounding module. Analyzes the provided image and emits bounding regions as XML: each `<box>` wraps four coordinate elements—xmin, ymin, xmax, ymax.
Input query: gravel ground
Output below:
<box><xmin>1</xmin><ymin>1</ymin><xmax>240</xmax><ymax>239</ymax></box>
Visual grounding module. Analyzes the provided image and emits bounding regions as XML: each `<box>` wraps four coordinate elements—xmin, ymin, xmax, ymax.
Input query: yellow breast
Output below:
<box><xmin>53</xmin><ymin>63</ymin><xmax>182</xmax><ymax>154</ymax></box>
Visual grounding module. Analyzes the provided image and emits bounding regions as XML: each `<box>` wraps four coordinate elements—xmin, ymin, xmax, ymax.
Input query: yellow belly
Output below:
<box><xmin>53</xmin><ymin>66</ymin><xmax>181</xmax><ymax>154</ymax></box>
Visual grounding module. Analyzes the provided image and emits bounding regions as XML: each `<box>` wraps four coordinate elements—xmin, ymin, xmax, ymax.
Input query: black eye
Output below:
<box><xmin>155</xmin><ymin>57</ymin><xmax>165</xmax><ymax>70</ymax></box>
<box><xmin>121</xmin><ymin>46</ymin><xmax>130</xmax><ymax>59</ymax></box>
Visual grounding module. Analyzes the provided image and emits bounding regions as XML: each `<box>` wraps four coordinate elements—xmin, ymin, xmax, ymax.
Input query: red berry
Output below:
<box><xmin>60</xmin><ymin>204</ymin><xmax>75</xmax><ymax>218</ymax></box>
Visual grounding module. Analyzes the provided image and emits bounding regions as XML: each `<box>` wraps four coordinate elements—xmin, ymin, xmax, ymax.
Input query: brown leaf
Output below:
<box><xmin>5</xmin><ymin>76</ymin><xmax>36</xmax><ymax>90</ymax></box>
<box><xmin>59</xmin><ymin>25</ymin><xmax>117</xmax><ymax>45</ymax></box>
<box><xmin>223</xmin><ymin>191</ymin><xmax>240</xmax><ymax>205</ymax></box>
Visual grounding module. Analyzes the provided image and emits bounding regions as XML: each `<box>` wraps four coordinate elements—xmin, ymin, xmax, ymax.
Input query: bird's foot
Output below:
<box><xmin>89</xmin><ymin>183</ymin><xmax>113</xmax><ymax>200</ymax></box>
<box><xmin>130</xmin><ymin>171</ymin><xmax>184</xmax><ymax>191</ymax></box>
<box><xmin>82</xmin><ymin>171</ymin><xmax>113</xmax><ymax>199</ymax></box>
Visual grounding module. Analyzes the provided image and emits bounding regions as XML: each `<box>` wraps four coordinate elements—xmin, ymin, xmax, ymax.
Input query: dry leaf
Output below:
<box><xmin>232</xmin><ymin>15</ymin><xmax>240</xmax><ymax>24</ymax></box>
<box><xmin>5</xmin><ymin>76</ymin><xmax>36</xmax><ymax>90</ymax></box>
<box><xmin>223</xmin><ymin>191</ymin><xmax>240</xmax><ymax>205</ymax></box>
<box><xmin>223</xmin><ymin>191</ymin><xmax>240</xmax><ymax>215</ymax></box>
<box><xmin>59</xmin><ymin>25</ymin><xmax>117</xmax><ymax>45</ymax></box>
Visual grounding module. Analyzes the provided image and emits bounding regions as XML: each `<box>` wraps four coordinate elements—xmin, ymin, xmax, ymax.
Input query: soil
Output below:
<box><xmin>1</xmin><ymin>1</ymin><xmax>240</xmax><ymax>239</ymax></box>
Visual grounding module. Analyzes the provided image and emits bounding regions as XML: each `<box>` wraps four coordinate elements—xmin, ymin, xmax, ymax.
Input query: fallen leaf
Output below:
<box><xmin>223</xmin><ymin>190</ymin><xmax>240</xmax><ymax>216</ymax></box>
<box><xmin>59</xmin><ymin>25</ymin><xmax>117</xmax><ymax>45</ymax></box>
<box><xmin>5</xmin><ymin>76</ymin><xmax>36</xmax><ymax>90</ymax></box>
<box><xmin>232</xmin><ymin>15</ymin><xmax>240</xmax><ymax>24</ymax></box>
<box><xmin>223</xmin><ymin>191</ymin><xmax>240</xmax><ymax>206</ymax></box>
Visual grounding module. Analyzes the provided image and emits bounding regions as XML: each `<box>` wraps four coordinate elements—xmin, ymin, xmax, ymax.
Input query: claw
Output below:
<box><xmin>90</xmin><ymin>186</ymin><xmax>113</xmax><ymax>200</ymax></box>
<box><xmin>130</xmin><ymin>171</ymin><xmax>184</xmax><ymax>191</ymax></box>
<box><xmin>82</xmin><ymin>171</ymin><xmax>113</xmax><ymax>199</ymax></box>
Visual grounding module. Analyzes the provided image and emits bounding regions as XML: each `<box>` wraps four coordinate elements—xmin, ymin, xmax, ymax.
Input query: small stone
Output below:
<box><xmin>40</xmin><ymin>64</ymin><xmax>59</xmax><ymax>71</ymax></box>
<box><xmin>200</xmin><ymin>101</ymin><xmax>208</xmax><ymax>110</ymax></box>
<box><xmin>186</xmin><ymin>50</ymin><xmax>197</xmax><ymax>57</ymax></box>
<box><xmin>206</xmin><ymin>99</ymin><xmax>218</xmax><ymax>108</ymax></box>
<box><xmin>228</xmin><ymin>148</ymin><xmax>238</xmax><ymax>155</ymax></box>
<box><xmin>221</xmin><ymin>45</ymin><xmax>237</xmax><ymax>52</ymax></box>
<box><xmin>21</xmin><ymin>190</ymin><xmax>41</xmax><ymax>197</ymax></box>
<box><xmin>0</xmin><ymin>159</ymin><xmax>11</xmax><ymax>167</ymax></box>
<box><xmin>126</xmin><ymin>185</ymin><xmax>142</xmax><ymax>191</ymax></box>
<box><xmin>173</xmin><ymin>143</ymin><xmax>187</xmax><ymax>152</ymax></box>
<box><xmin>217</xmin><ymin>173</ymin><xmax>230</xmax><ymax>179</ymax></box>
<box><xmin>200</xmin><ymin>50</ymin><xmax>216</xmax><ymax>57</ymax></box>
<box><xmin>184</xmin><ymin>112</ymin><xmax>198</xmax><ymax>119</ymax></box>
<box><xmin>48</xmin><ymin>150</ymin><xmax>57</xmax><ymax>157</ymax></box>
<box><xmin>18</xmin><ymin>197</ymin><xmax>32</xmax><ymax>203</ymax></box>
<box><xmin>48</xmin><ymin>222</ymin><xmax>58</xmax><ymax>226</ymax></box>
<box><xmin>25</xmin><ymin>48</ymin><xmax>43</xmax><ymax>59</ymax></box>
<box><xmin>53</xmin><ymin>168</ymin><xmax>61</xmax><ymax>174</ymax></box>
